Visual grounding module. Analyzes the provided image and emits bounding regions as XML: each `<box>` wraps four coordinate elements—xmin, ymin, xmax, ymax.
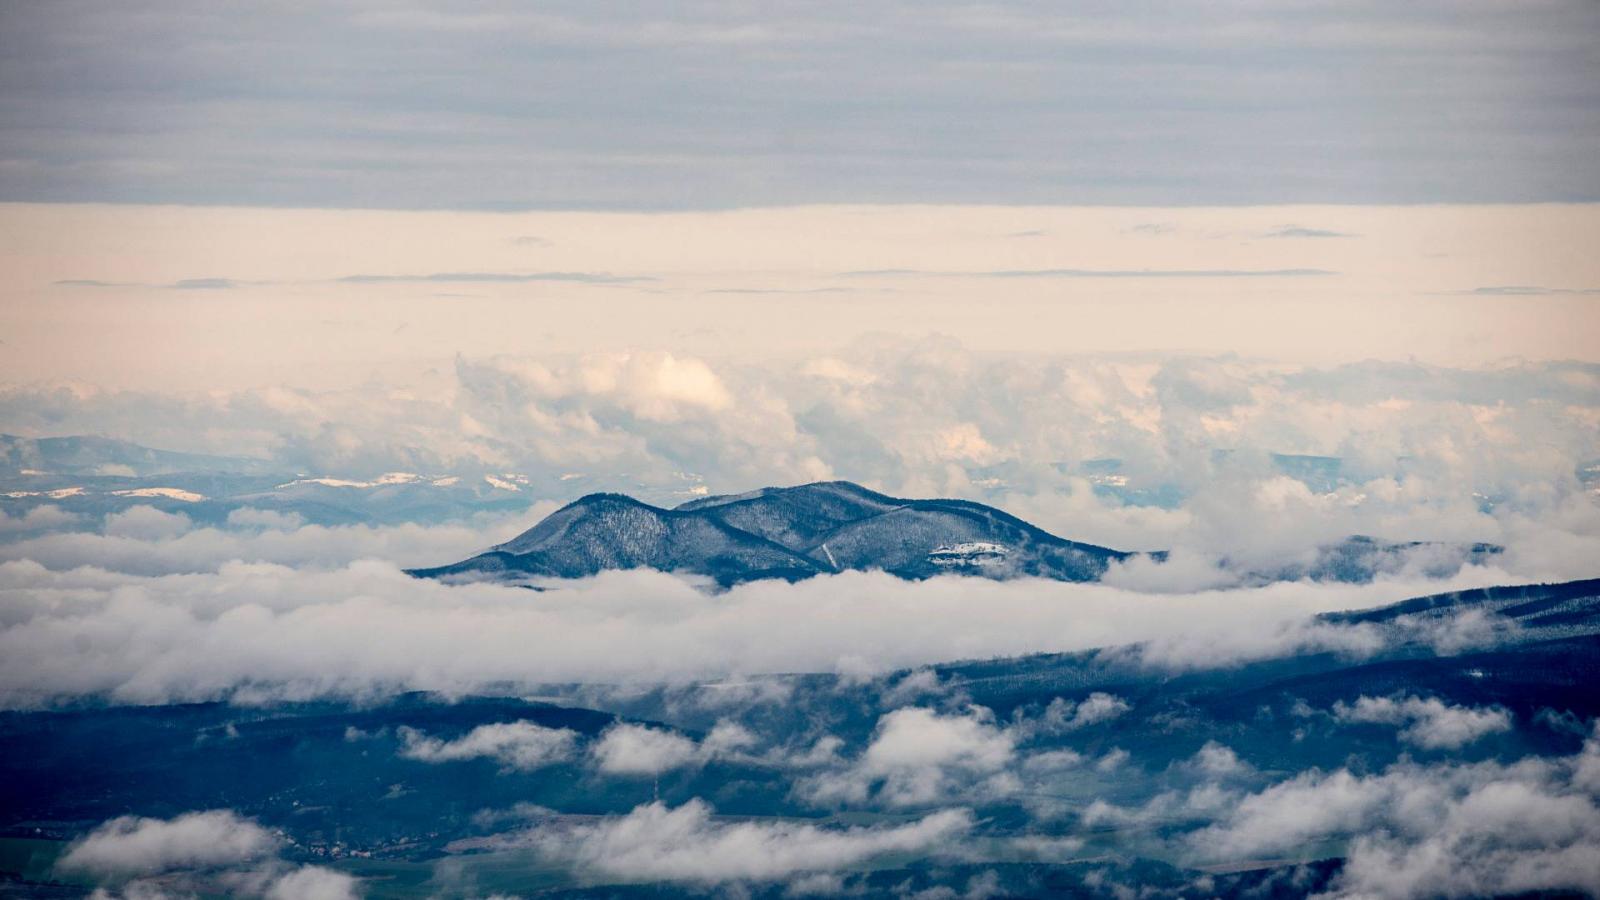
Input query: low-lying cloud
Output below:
<box><xmin>0</xmin><ymin>509</ymin><xmax>536</xmax><ymax>575</ymax></box>
<box><xmin>510</xmin><ymin>799</ymin><xmax>973</xmax><ymax>885</ymax></box>
<box><xmin>801</xmin><ymin>706</ymin><xmax>1018</xmax><ymax>807</ymax></box>
<box><xmin>1333</xmin><ymin>695</ymin><xmax>1513</xmax><ymax>750</ymax></box>
<box><xmin>0</xmin><ymin>550</ymin><xmax>1521</xmax><ymax>708</ymax></box>
<box><xmin>398</xmin><ymin>720</ymin><xmax>579</xmax><ymax>771</ymax></box>
<box><xmin>591</xmin><ymin>723</ymin><xmax>703</xmax><ymax>776</ymax></box>
<box><xmin>1189</xmin><ymin>731</ymin><xmax>1600</xmax><ymax>899</ymax></box>
<box><xmin>1031</xmin><ymin>692</ymin><xmax>1132</xmax><ymax>734</ymax></box>
<box><xmin>58</xmin><ymin>810</ymin><xmax>279</xmax><ymax>878</ymax></box>
<box><xmin>57</xmin><ymin>809</ymin><xmax>358</xmax><ymax>900</ymax></box>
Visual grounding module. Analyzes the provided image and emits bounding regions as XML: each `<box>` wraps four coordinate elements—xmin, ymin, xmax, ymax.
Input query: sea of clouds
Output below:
<box><xmin>4</xmin><ymin>342</ymin><xmax>1597</xmax><ymax>557</ymax></box>
<box><xmin>0</xmin><ymin>516</ymin><xmax>1527</xmax><ymax>708</ymax></box>
<box><xmin>58</xmin><ymin>705</ymin><xmax>1600</xmax><ymax>899</ymax></box>
<box><xmin>2</xmin><ymin>342</ymin><xmax>1597</xmax><ymax>708</ymax></box>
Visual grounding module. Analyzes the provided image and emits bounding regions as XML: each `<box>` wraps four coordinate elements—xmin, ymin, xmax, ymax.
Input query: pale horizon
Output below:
<box><xmin>3</xmin><ymin>201</ymin><xmax>1597</xmax><ymax>396</ymax></box>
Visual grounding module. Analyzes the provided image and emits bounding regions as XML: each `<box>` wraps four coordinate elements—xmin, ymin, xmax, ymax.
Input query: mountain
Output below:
<box><xmin>412</xmin><ymin>480</ymin><xmax>1134</xmax><ymax>586</ymax></box>
<box><xmin>1256</xmin><ymin>533</ymin><xmax>1503</xmax><ymax>584</ymax></box>
<box><xmin>0</xmin><ymin>433</ymin><xmax>547</xmax><ymax>528</ymax></box>
<box><xmin>0</xmin><ymin>433</ymin><xmax>272</xmax><ymax>478</ymax></box>
<box><xmin>413</xmin><ymin>480</ymin><xmax>1507</xmax><ymax>588</ymax></box>
<box><xmin>418</xmin><ymin>492</ymin><xmax>826</xmax><ymax>585</ymax></box>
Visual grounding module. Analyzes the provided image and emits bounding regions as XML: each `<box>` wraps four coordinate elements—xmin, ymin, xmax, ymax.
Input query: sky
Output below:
<box><xmin>0</xmin><ymin>2</ymin><xmax>1597</xmax><ymax>390</ymax></box>
<box><xmin>0</xmin><ymin>1</ymin><xmax>1597</xmax><ymax>208</ymax></box>
<box><xmin>1</xmin><ymin>202</ymin><xmax>1597</xmax><ymax>393</ymax></box>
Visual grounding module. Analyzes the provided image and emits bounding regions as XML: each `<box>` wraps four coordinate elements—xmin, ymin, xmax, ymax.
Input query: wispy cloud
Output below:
<box><xmin>337</xmin><ymin>271</ymin><xmax>652</xmax><ymax>285</ymax></box>
<box><xmin>0</xmin><ymin>545</ymin><xmax>1502</xmax><ymax>707</ymax></box>
<box><xmin>1263</xmin><ymin>225</ymin><xmax>1356</xmax><ymax>239</ymax></box>
<box><xmin>53</xmin><ymin>279</ymin><xmax>139</xmax><ymax>288</ymax></box>
<box><xmin>702</xmin><ymin>287</ymin><xmax>850</xmax><ymax>295</ymax></box>
<box><xmin>1453</xmin><ymin>285</ymin><xmax>1600</xmax><ymax>296</ymax></box>
<box><xmin>55</xmin><ymin>272</ymin><xmax>652</xmax><ymax>291</ymax></box>
<box><xmin>170</xmin><ymin>278</ymin><xmax>243</xmax><ymax>290</ymax></box>
<box><xmin>840</xmin><ymin>268</ymin><xmax>1336</xmax><ymax>279</ymax></box>
<box><xmin>55</xmin><ymin>277</ymin><xmax>248</xmax><ymax>290</ymax></box>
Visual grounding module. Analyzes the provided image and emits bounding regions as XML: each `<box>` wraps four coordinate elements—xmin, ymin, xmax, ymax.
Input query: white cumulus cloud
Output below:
<box><xmin>397</xmin><ymin>720</ymin><xmax>579</xmax><ymax>771</ymax></box>
<box><xmin>802</xmin><ymin>707</ymin><xmax>1016</xmax><ymax>807</ymax></box>
<box><xmin>518</xmin><ymin>799</ymin><xmax>973</xmax><ymax>884</ymax></box>
<box><xmin>58</xmin><ymin>810</ymin><xmax>280</xmax><ymax>878</ymax></box>
<box><xmin>60</xmin><ymin>810</ymin><xmax>359</xmax><ymax>900</ymax></box>
<box><xmin>1333</xmin><ymin>695</ymin><xmax>1513</xmax><ymax>749</ymax></box>
<box><xmin>591</xmin><ymin>723</ymin><xmax>702</xmax><ymax>776</ymax></box>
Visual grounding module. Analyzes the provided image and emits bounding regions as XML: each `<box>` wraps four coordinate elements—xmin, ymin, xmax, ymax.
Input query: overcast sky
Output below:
<box><xmin>1</xmin><ymin>1</ymin><xmax>1597</xmax><ymax>209</ymax></box>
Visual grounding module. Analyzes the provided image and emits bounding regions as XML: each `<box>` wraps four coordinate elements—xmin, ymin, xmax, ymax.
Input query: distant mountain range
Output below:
<box><xmin>0</xmin><ymin>433</ymin><xmax>276</xmax><ymax>478</ymax></box>
<box><xmin>411</xmin><ymin>481</ymin><xmax>1502</xmax><ymax>587</ymax></box>
<box><xmin>0</xmin><ymin>433</ymin><xmax>542</xmax><ymax>527</ymax></box>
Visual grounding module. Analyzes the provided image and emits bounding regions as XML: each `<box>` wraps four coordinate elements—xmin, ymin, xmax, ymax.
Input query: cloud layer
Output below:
<box><xmin>5</xmin><ymin>344</ymin><xmax>1598</xmax><ymax>576</ymax></box>
<box><xmin>0</xmin><ymin>541</ymin><xmax>1517</xmax><ymax>708</ymax></box>
<box><xmin>1190</xmin><ymin>733</ymin><xmax>1600</xmax><ymax>899</ymax></box>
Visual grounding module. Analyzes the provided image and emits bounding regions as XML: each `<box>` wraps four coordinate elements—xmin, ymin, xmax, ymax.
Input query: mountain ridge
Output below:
<box><xmin>410</xmin><ymin>480</ymin><xmax>1503</xmax><ymax>588</ymax></box>
<box><xmin>412</xmin><ymin>480</ymin><xmax>1133</xmax><ymax>586</ymax></box>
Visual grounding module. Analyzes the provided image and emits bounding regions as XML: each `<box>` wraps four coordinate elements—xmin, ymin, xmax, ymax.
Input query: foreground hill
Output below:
<box><xmin>3</xmin><ymin>578</ymin><xmax>1596</xmax><ymax>898</ymax></box>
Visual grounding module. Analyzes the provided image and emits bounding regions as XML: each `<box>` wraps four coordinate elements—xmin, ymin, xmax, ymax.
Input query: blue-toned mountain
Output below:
<box><xmin>411</xmin><ymin>480</ymin><xmax>1505</xmax><ymax>588</ymax></box>
<box><xmin>411</xmin><ymin>481</ymin><xmax>1132</xmax><ymax>586</ymax></box>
